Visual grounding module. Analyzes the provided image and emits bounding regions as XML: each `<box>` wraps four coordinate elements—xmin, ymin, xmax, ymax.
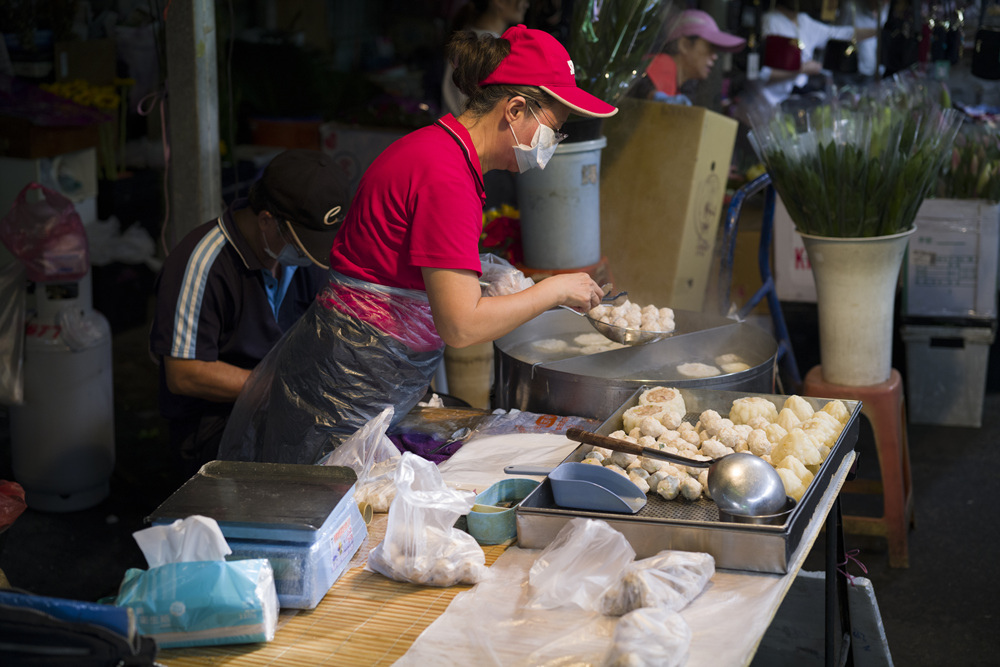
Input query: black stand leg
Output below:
<box><xmin>826</xmin><ymin>498</ymin><xmax>856</xmax><ymax>667</ymax></box>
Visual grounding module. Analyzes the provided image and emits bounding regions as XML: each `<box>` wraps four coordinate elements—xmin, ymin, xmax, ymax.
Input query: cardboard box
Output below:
<box><xmin>903</xmin><ymin>198</ymin><xmax>999</xmax><ymax>320</ymax></box>
<box><xmin>772</xmin><ymin>194</ymin><xmax>817</xmax><ymax>303</ymax></box>
<box><xmin>54</xmin><ymin>40</ymin><xmax>116</xmax><ymax>85</ymax></box>
<box><xmin>600</xmin><ymin>100</ymin><xmax>738</xmax><ymax>312</ymax></box>
<box><xmin>320</xmin><ymin>122</ymin><xmax>407</xmax><ymax>197</ymax></box>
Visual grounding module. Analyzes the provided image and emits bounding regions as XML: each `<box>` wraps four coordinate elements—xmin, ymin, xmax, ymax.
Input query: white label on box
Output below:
<box><xmin>905</xmin><ymin>199</ymin><xmax>999</xmax><ymax>319</ymax></box>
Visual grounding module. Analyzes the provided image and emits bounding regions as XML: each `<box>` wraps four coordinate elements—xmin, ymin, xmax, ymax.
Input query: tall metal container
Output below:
<box><xmin>10</xmin><ymin>271</ymin><xmax>115</xmax><ymax>512</ymax></box>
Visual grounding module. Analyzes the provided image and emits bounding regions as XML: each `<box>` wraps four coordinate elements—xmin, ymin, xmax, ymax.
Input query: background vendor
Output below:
<box><xmin>642</xmin><ymin>9</ymin><xmax>746</xmax><ymax>105</ymax></box>
<box><xmin>219</xmin><ymin>25</ymin><xmax>616</xmax><ymax>465</ymax></box>
<box><xmin>149</xmin><ymin>149</ymin><xmax>349</xmax><ymax>477</ymax></box>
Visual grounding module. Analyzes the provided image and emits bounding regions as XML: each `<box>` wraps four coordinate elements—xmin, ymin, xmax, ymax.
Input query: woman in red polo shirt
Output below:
<box><xmin>220</xmin><ymin>25</ymin><xmax>618</xmax><ymax>465</ymax></box>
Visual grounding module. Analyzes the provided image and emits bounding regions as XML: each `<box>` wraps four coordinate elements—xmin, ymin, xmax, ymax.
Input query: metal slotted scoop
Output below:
<box><xmin>565</xmin><ymin>427</ymin><xmax>789</xmax><ymax>517</ymax></box>
<box><xmin>561</xmin><ymin>285</ymin><xmax>674</xmax><ymax>346</ymax></box>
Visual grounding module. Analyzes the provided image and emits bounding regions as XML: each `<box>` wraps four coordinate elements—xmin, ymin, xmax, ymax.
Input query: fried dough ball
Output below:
<box><xmin>783</xmin><ymin>395</ymin><xmax>815</xmax><ymax>421</ymax></box>
<box><xmin>729</xmin><ymin>396</ymin><xmax>780</xmax><ymax>425</ymax></box>
<box><xmin>820</xmin><ymin>399</ymin><xmax>851</xmax><ymax>425</ymax></box>
<box><xmin>771</xmin><ymin>428</ymin><xmax>823</xmax><ymax>466</ymax></box>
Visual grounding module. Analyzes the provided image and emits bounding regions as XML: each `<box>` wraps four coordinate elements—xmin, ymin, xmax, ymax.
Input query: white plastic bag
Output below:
<box><xmin>600</xmin><ymin>550</ymin><xmax>715</xmax><ymax>616</ymax></box>
<box><xmin>527</xmin><ymin>518</ymin><xmax>636</xmax><ymax>612</ymax></box>
<box><xmin>319</xmin><ymin>406</ymin><xmax>400</xmax><ymax>512</ymax></box>
<box><xmin>0</xmin><ymin>262</ymin><xmax>25</xmax><ymax>405</ymax></box>
<box><xmin>602</xmin><ymin>606</ymin><xmax>692</xmax><ymax>667</ymax></box>
<box><xmin>367</xmin><ymin>452</ymin><xmax>488</xmax><ymax>586</ymax></box>
<box><xmin>479</xmin><ymin>253</ymin><xmax>534</xmax><ymax>296</ymax></box>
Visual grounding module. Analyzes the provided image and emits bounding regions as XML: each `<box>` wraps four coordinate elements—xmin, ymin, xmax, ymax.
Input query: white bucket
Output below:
<box><xmin>517</xmin><ymin>137</ymin><xmax>606</xmax><ymax>270</ymax></box>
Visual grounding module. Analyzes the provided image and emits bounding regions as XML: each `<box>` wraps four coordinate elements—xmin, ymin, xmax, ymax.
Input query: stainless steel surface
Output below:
<box><xmin>493</xmin><ymin>309</ymin><xmax>778</xmax><ymax>421</ymax></box>
<box><xmin>147</xmin><ymin>461</ymin><xmax>358</xmax><ymax>536</ymax></box>
<box><xmin>585</xmin><ymin>315</ymin><xmax>673</xmax><ymax>345</ymax></box>
<box><xmin>515</xmin><ymin>386</ymin><xmax>861</xmax><ymax>574</ymax></box>
<box><xmin>707</xmin><ymin>454</ymin><xmax>788</xmax><ymax>516</ymax></box>
<box><xmin>718</xmin><ymin>496</ymin><xmax>797</xmax><ymax>525</ymax></box>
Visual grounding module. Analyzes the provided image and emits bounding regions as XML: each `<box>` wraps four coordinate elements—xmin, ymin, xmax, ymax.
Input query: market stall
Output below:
<box><xmin>152</xmin><ymin>412</ymin><xmax>854</xmax><ymax>666</ymax></box>
<box><xmin>147</xmin><ymin>379</ymin><xmax>862</xmax><ymax>666</ymax></box>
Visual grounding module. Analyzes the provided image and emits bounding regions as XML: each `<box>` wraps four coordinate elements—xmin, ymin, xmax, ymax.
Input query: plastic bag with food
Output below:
<box><xmin>527</xmin><ymin>518</ymin><xmax>636</xmax><ymax>612</ymax></box>
<box><xmin>318</xmin><ymin>406</ymin><xmax>400</xmax><ymax>513</ymax></box>
<box><xmin>601</xmin><ymin>606</ymin><xmax>692</xmax><ymax>667</ymax></box>
<box><xmin>600</xmin><ymin>550</ymin><xmax>715</xmax><ymax>616</ymax></box>
<box><xmin>367</xmin><ymin>452</ymin><xmax>488</xmax><ymax>587</ymax></box>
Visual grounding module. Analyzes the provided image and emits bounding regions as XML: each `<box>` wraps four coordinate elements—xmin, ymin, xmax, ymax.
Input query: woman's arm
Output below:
<box><xmin>422</xmin><ymin>267</ymin><xmax>603</xmax><ymax>348</ymax></box>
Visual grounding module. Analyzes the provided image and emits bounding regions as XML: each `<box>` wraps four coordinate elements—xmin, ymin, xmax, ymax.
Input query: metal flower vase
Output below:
<box><xmin>800</xmin><ymin>229</ymin><xmax>915</xmax><ymax>386</ymax></box>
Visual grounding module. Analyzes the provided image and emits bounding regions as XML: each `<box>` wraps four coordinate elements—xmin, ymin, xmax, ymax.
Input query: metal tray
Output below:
<box><xmin>515</xmin><ymin>386</ymin><xmax>861</xmax><ymax>574</ymax></box>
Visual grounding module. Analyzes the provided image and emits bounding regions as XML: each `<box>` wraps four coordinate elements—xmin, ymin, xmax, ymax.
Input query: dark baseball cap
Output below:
<box><xmin>259</xmin><ymin>149</ymin><xmax>349</xmax><ymax>269</ymax></box>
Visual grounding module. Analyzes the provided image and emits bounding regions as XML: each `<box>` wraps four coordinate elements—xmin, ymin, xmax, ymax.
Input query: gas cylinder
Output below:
<box><xmin>9</xmin><ymin>271</ymin><xmax>115</xmax><ymax>512</ymax></box>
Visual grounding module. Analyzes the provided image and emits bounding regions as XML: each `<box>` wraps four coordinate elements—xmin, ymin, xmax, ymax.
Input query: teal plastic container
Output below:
<box><xmin>466</xmin><ymin>478</ymin><xmax>540</xmax><ymax>545</ymax></box>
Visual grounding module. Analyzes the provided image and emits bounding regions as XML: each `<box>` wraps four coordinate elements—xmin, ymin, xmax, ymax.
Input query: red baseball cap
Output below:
<box><xmin>667</xmin><ymin>10</ymin><xmax>746</xmax><ymax>53</ymax></box>
<box><xmin>479</xmin><ymin>24</ymin><xmax>618</xmax><ymax>118</ymax></box>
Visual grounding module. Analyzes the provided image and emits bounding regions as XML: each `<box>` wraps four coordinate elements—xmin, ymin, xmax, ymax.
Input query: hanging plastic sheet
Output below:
<box><xmin>219</xmin><ymin>270</ymin><xmax>444</xmax><ymax>465</ymax></box>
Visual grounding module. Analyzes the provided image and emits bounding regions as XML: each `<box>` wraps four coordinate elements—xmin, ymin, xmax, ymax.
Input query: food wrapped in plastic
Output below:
<box><xmin>600</xmin><ymin>550</ymin><xmax>715</xmax><ymax>616</ymax></box>
<box><xmin>218</xmin><ymin>270</ymin><xmax>444</xmax><ymax>465</ymax></box>
<box><xmin>602</xmin><ymin>606</ymin><xmax>692</xmax><ymax>667</ymax></box>
<box><xmin>527</xmin><ymin>518</ymin><xmax>636</xmax><ymax>612</ymax></box>
<box><xmin>318</xmin><ymin>406</ymin><xmax>401</xmax><ymax>513</ymax></box>
<box><xmin>367</xmin><ymin>453</ymin><xmax>488</xmax><ymax>587</ymax></box>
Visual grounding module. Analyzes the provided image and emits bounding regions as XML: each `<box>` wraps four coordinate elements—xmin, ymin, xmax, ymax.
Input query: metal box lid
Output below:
<box><xmin>147</xmin><ymin>461</ymin><xmax>358</xmax><ymax>543</ymax></box>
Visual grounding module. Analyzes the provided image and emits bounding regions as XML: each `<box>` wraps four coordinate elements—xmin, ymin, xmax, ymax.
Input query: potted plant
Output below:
<box><xmin>746</xmin><ymin>75</ymin><xmax>961</xmax><ymax>385</ymax></box>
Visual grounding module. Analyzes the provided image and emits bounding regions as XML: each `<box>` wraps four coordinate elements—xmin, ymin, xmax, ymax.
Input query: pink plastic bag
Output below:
<box><xmin>0</xmin><ymin>183</ymin><xmax>89</xmax><ymax>282</ymax></box>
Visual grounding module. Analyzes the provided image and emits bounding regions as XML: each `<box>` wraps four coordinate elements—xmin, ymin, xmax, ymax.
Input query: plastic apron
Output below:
<box><xmin>219</xmin><ymin>270</ymin><xmax>444</xmax><ymax>465</ymax></box>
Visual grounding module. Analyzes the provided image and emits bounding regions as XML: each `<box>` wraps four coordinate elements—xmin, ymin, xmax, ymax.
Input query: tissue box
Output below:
<box><xmin>115</xmin><ymin>558</ymin><xmax>278</xmax><ymax>649</ymax></box>
<box><xmin>148</xmin><ymin>461</ymin><xmax>369</xmax><ymax>609</ymax></box>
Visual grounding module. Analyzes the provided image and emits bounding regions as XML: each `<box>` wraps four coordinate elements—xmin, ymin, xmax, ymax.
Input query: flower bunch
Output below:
<box><xmin>934</xmin><ymin>119</ymin><xmax>1000</xmax><ymax>202</ymax></box>
<box><xmin>40</xmin><ymin>78</ymin><xmax>135</xmax><ymax>181</ymax></box>
<box><xmin>480</xmin><ymin>204</ymin><xmax>522</xmax><ymax>265</ymax></box>
<box><xmin>746</xmin><ymin>76</ymin><xmax>961</xmax><ymax>237</ymax></box>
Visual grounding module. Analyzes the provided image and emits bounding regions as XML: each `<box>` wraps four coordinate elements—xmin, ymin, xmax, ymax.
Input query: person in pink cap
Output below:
<box><xmin>644</xmin><ymin>9</ymin><xmax>746</xmax><ymax>105</ymax></box>
<box><xmin>219</xmin><ymin>25</ymin><xmax>617</xmax><ymax>464</ymax></box>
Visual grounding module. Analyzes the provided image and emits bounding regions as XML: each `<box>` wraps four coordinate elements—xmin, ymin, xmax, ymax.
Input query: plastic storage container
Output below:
<box><xmin>901</xmin><ymin>323</ymin><xmax>997</xmax><ymax>427</ymax></box>
<box><xmin>148</xmin><ymin>462</ymin><xmax>368</xmax><ymax>609</ymax></box>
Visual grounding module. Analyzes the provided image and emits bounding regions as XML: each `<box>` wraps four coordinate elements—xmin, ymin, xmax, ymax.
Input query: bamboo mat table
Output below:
<box><xmin>157</xmin><ymin>515</ymin><xmax>508</xmax><ymax>667</ymax></box>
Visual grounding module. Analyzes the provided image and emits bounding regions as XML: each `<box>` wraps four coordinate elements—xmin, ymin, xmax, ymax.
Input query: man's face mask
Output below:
<box><xmin>264</xmin><ymin>223</ymin><xmax>314</xmax><ymax>267</ymax></box>
<box><xmin>510</xmin><ymin>105</ymin><xmax>566</xmax><ymax>173</ymax></box>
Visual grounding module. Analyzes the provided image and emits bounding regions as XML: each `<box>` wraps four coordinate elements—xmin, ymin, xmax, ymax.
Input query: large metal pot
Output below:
<box><xmin>493</xmin><ymin>309</ymin><xmax>777</xmax><ymax>421</ymax></box>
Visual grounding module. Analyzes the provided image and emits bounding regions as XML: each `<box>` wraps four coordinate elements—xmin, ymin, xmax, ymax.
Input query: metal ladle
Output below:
<box><xmin>560</xmin><ymin>285</ymin><xmax>675</xmax><ymax>346</ymax></box>
<box><xmin>565</xmin><ymin>427</ymin><xmax>789</xmax><ymax>517</ymax></box>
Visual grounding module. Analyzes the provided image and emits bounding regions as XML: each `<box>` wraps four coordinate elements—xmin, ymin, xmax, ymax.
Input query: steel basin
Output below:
<box><xmin>493</xmin><ymin>309</ymin><xmax>777</xmax><ymax>421</ymax></box>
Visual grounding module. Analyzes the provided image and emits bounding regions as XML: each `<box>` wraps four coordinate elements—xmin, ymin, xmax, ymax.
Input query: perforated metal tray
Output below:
<box><xmin>515</xmin><ymin>386</ymin><xmax>861</xmax><ymax>574</ymax></box>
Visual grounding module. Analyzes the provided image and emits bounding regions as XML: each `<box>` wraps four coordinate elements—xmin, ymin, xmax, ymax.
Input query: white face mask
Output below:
<box><xmin>510</xmin><ymin>106</ymin><xmax>562</xmax><ymax>173</ymax></box>
<box><xmin>264</xmin><ymin>227</ymin><xmax>314</xmax><ymax>267</ymax></box>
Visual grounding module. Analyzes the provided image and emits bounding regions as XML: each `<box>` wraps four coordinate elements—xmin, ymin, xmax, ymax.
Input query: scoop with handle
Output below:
<box><xmin>565</xmin><ymin>427</ymin><xmax>788</xmax><ymax>517</ymax></box>
<box><xmin>559</xmin><ymin>284</ymin><xmax>673</xmax><ymax>346</ymax></box>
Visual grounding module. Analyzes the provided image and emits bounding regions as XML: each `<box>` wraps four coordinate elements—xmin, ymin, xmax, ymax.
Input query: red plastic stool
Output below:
<box><xmin>803</xmin><ymin>365</ymin><xmax>915</xmax><ymax>568</ymax></box>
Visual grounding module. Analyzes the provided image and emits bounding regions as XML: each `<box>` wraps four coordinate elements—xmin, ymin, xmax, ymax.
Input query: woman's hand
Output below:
<box><xmin>423</xmin><ymin>267</ymin><xmax>604</xmax><ymax>348</ymax></box>
<box><xmin>538</xmin><ymin>272</ymin><xmax>605</xmax><ymax>312</ymax></box>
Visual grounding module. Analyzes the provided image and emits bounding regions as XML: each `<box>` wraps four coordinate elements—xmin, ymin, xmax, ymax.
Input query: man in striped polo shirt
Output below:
<box><xmin>149</xmin><ymin>149</ymin><xmax>349</xmax><ymax>478</ymax></box>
